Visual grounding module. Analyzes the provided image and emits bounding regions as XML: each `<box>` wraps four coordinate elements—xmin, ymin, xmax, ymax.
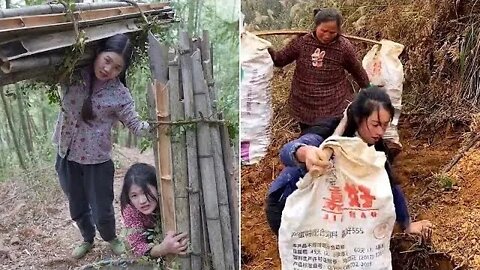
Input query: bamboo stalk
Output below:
<box><xmin>148</xmin><ymin>33</ymin><xmax>175</xmax><ymax>233</ymax></box>
<box><xmin>179</xmin><ymin>31</ymin><xmax>203</xmax><ymax>270</ymax></box>
<box><xmin>252</xmin><ymin>29</ymin><xmax>382</xmax><ymax>45</ymax></box>
<box><xmin>0</xmin><ymin>2</ymin><xmax>169</xmax><ymax>18</ymax></box>
<box><xmin>0</xmin><ymin>67</ymin><xmax>56</xmax><ymax>86</ymax></box>
<box><xmin>1</xmin><ymin>19</ymin><xmax>140</xmax><ymax>62</ymax></box>
<box><xmin>154</xmin><ymin>80</ymin><xmax>176</xmax><ymax>233</ymax></box>
<box><xmin>168</xmin><ymin>53</ymin><xmax>191</xmax><ymax>270</ymax></box>
<box><xmin>201</xmin><ymin>30</ymin><xmax>239</xmax><ymax>270</ymax></box>
<box><xmin>0</xmin><ymin>6</ymin><xmax>174</xmax><ymax>41</ymax></box>
<box><xmin>0</xmin><ymin>4</ymin><xmax>168</xmax><ymax>30</ymax></box>
<box><xmin>1</xmin><ymin>54</ymin><xmax>61</xmax><ymax>74</ymax></box>
<box><xmin>191</xmin><ymin>49</ymin><xmax>226</xmax><ymax>270</ymax></box>
<box><xmin>199</xmin><ymin>31</ymin><xmax>236</xmax><ymax>270</ymax></box>
<box><xmin>1</xmin><ymin>47</ymin><xmax>96</xmax><ymax>74</ymax></box>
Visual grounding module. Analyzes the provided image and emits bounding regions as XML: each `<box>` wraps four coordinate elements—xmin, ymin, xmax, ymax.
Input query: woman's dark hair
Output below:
<box><xmin>313</xmin><ymin>8</ymin><xmax>342</xmax><ymax>29</ymax></box>
<box><xmin>343</xmin><ymin>86</ymin><xmax>395</xmax><ymax>137</ymax></box>
<box><xmin>81</xmin><ymin>34</ymin><xmax>133</xmax><ymax>122</ymax></box>
<box><xmin>120</xmin><ymin>163</ymin><xmax>158</xmax><ymax>211</ymax></box>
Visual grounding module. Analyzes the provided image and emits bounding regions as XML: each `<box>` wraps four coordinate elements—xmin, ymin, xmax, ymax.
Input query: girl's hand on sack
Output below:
<box><xmin>297</xmin><ymin>146</ymin><xmax>331</xmax><ymax>175</ymax></box>
<box><xmin>151</xmin><ymin>231</ymin><xmax>189</xmax><ymax>257</ymax></box>
<box><xmin>405</xmin><ymin>220</ymin><xmax>433</xmax><ymax>237</ymax></box>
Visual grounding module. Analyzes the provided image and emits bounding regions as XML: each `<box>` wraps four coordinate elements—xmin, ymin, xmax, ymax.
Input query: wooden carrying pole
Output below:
<box><xmin>179</xmin><ymin>31</ymin><xmax>204</xmax><ymax>270</ymax></box>
<box><xmin>252</xmin><ymin>29</ymin><xmax>382</xmax><ymax>45</ymax></box>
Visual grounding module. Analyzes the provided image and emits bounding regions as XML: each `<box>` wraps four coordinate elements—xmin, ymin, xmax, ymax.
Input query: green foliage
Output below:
<box><xmin>434</xmin><ymin>173</ymin><xmax>456</xmax><ymax>190</ymax></box>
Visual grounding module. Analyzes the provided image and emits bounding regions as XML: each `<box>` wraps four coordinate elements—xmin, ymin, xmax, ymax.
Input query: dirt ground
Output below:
<box><xmin>0</xmin><ymin>146</ymin><xmax>155</xmax><ymax>270</ymax></box>
<box><xmin>241</xmin><ymin>113</ymin><xmax>479</xmax><ymax>269</ymax></box>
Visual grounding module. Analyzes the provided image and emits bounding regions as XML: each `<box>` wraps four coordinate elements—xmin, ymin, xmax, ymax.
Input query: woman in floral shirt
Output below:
<box><xmin>54</xmin><ymin>34</ymin><xmax>150</xmax><ymax>259</ymax></box>
<box><xmin>120</xmin><ymin>163</ymin><xmax>188</xmax><ymax>257</ymax></box>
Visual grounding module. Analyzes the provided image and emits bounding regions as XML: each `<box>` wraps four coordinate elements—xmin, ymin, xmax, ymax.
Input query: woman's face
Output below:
<box><xmin>357</xmin><ymin>107</ymin><xmax>392</xmax><ymax>145</ymax></box>
<box><xmin>129</xmin><ymin>183</ymin><xmax>158</xmax><ymax>215</ymax></box>
<box><xmin>315</xmin><ymin>21</ymin><xmax>339</xmax><ymax>44</ymax></box>
<box><xmin>93</xmin><ymin>52</ymin><xmax>125</xmax><ymax>81</ymax></box>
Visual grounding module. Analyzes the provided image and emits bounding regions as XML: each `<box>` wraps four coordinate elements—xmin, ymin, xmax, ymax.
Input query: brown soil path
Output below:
<box><xmin>0</xmin><ymin>146</ymin><xmax>154</xmax><ymax>270</ymax></box>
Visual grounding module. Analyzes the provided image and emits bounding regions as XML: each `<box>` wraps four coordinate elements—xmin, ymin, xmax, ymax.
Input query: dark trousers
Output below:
<box><xmin>55</xmin><ymin>154</ymin><xmax>116</xmax><ymax>243</ymax></box>
<box><xmin>265</xmin><ymin>189</ymin><xmax>286</xmax><ymax>236</ymax></box>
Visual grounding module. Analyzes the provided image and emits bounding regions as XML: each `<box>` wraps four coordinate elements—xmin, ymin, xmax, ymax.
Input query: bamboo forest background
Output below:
<box><xmin>0</xmin><ymin>0</ymin><xmax>239</xmax><ymax>181</ymax></box>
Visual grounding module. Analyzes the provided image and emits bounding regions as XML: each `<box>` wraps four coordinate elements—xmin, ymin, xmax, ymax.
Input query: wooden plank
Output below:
<box><xmin>168</xmin><ymin>54</ymin><xmax>191</xmax><ymax>270</ymax></box>
<box><xmin>179</xmin><ymin>31</ymin><xmax>203</xmax><ymax>270</ymax></box>
<box><xmin>191</xmin><ymin>49</ymin><xmax>226</xmax><ymax>270</ymax></box>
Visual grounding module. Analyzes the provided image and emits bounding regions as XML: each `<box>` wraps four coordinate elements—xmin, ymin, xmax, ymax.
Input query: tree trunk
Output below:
<box><xmin>15</xmin><ymin>86</ymin><xmax>34</xmax><ymax>157</ymax></box>
<box><xmin>0</xmin><ymin>87</ymin><xmax>26</xmax><ymax>170</ymax></box>
<box><xmin>187</xmin><ymin>0</ymin><xmax>197</xmax><ymax>34</ymax></box>
<box><xmin>126</xmin><ymin>131</ymin><xmax>133</xmax><ymax>148</ymax></box>
<box><xmin>6</xmin><ymin>0</ymin><xmax>11</xmax><ymax>9</ymax></box>
<box><xmin>112</xmin><ymin>122</ymin><xmax>119</xmax><ymax>144</ymax></box>
<box><xmin>3</xmin><ymin>122</ymin><xmax>11</xmax><ymax>146</ymax></box>
<box><xmin>194</xmin><ymin>0</ymin><xmax>202</xmax><ymax>34</ymax></box>
<box><xmin>41</xmin><ymin>107</ymin><xmax>48</xmax><ymax>136</ymax></box>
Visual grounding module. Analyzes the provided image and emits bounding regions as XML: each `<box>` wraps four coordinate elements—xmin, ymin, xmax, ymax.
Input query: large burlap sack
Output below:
<box><xmin>362</xmin><ymin>40</ymin><xmax>405</xmax><ymax>148</ymax></box>
<box><xmin>279</xmin><ymin>136</ymin><xmax>396</xmax><ymax>270</ymax></box>
<box><xmin>240</xmin><ymin>31</ymin><xmax>273</xmax><ymax>165</ymax></box>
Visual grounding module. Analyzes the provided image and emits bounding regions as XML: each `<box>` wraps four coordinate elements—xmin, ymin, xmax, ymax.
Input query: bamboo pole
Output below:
<box><xmin>0</xmin><ymin>67</ymin><xmax>55</xmax><ymax>86</ymax></box>
<box><xmin>0</xmin><ymin>4</ymin><xmax>169</xmax><ymax>30</ymax></box>
<box><xmin>154</xmin><ymin>80</ymin><xmax>176</xmax><ymax>233</ymax></box>
<box><xmin>198</xmin><ymin>31</ymin><xmax>235</xmax><ymax>269</ymax></box>
<box><xmin>168</xmin><ymin>53</ymin><xmax>191</xmax><ymax>270</ymax></box>
<box><xmin>191</xmin><ymin>49</ymin><xmax>226</xmax><ymax>270</ymax></box>
<box><xmin>0</xmin><ymin>47</ymin><xmax>96</xmax><ymax>74</ymax></box>
<box><xmin>0</xmin><ymin>2</ymin><xmax>165</xmax><ymax>18</ymax></box>
<box><xmin>0</xmin><ymin>86</ymin><xmax>25</xmax><ymax>170</ymax></box>
<box><xmin>178</xmin><ymin>31</ymin><xmax>203</xmax><ymax>270</ymax></box>
<box><xmin>201</xmin><ymin>30</ymin><xmax>238</xmax><ymax>270</ymax></box>
<box><xmin>1</xmin><ymin>54</ymin><xmax>60</xmax><ymax>74</ymax></box>
<box><xmin>0</xmin><ymin>19</ymin><xmax>141</xmax><ymax>62</ymax></box>
<box><xmin>148</xmin><ymin>33</ymin><xmax>176</xmax><ymax>234</ymax></box>
<box><xmin>252</xmin><ymin>29</ymin><xmax>382</xmax><ymax>45</ymax></box>
<box><xmin>0</xmin><ymin>6</ymin><xmax>174</xmax><ymax>41</ymax></box>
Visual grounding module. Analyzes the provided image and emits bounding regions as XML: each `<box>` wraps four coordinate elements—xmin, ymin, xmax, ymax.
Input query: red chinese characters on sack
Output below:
<box><xmin>324</xmin><ymin>186</ymin><xmax>343</xmax><ymax>212</ymax></box>
<box><xmin>322</xmin><ymin>183</ymin><xmax>378</xmax><ymax>221</ymax></box>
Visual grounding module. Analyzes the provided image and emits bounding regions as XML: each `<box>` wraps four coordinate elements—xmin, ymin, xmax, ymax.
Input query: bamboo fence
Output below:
<box><xmin>147</xmin><ymin>31</ymin><xmax>238</xmax><ymax>270</ymax></box>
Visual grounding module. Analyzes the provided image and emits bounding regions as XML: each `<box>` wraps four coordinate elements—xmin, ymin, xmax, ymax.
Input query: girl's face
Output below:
<box><xmin>93</xmin><ymin>52</ymin><xmax>125</xmax><ymax>81</ymax></box>
<box><xmin>357</xmin><ymin>107</ymin><xmax>391</xmax><ymax>145</ymax></box>
<box><xmin>129</xmin><ymin>183</ymin><xmax>158</xmax><ymax>215</ymax></box>
<box><xmin>315</xmin><ymin>21</ymin><xmax>339</xmax><ymax>44</ymax></box>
